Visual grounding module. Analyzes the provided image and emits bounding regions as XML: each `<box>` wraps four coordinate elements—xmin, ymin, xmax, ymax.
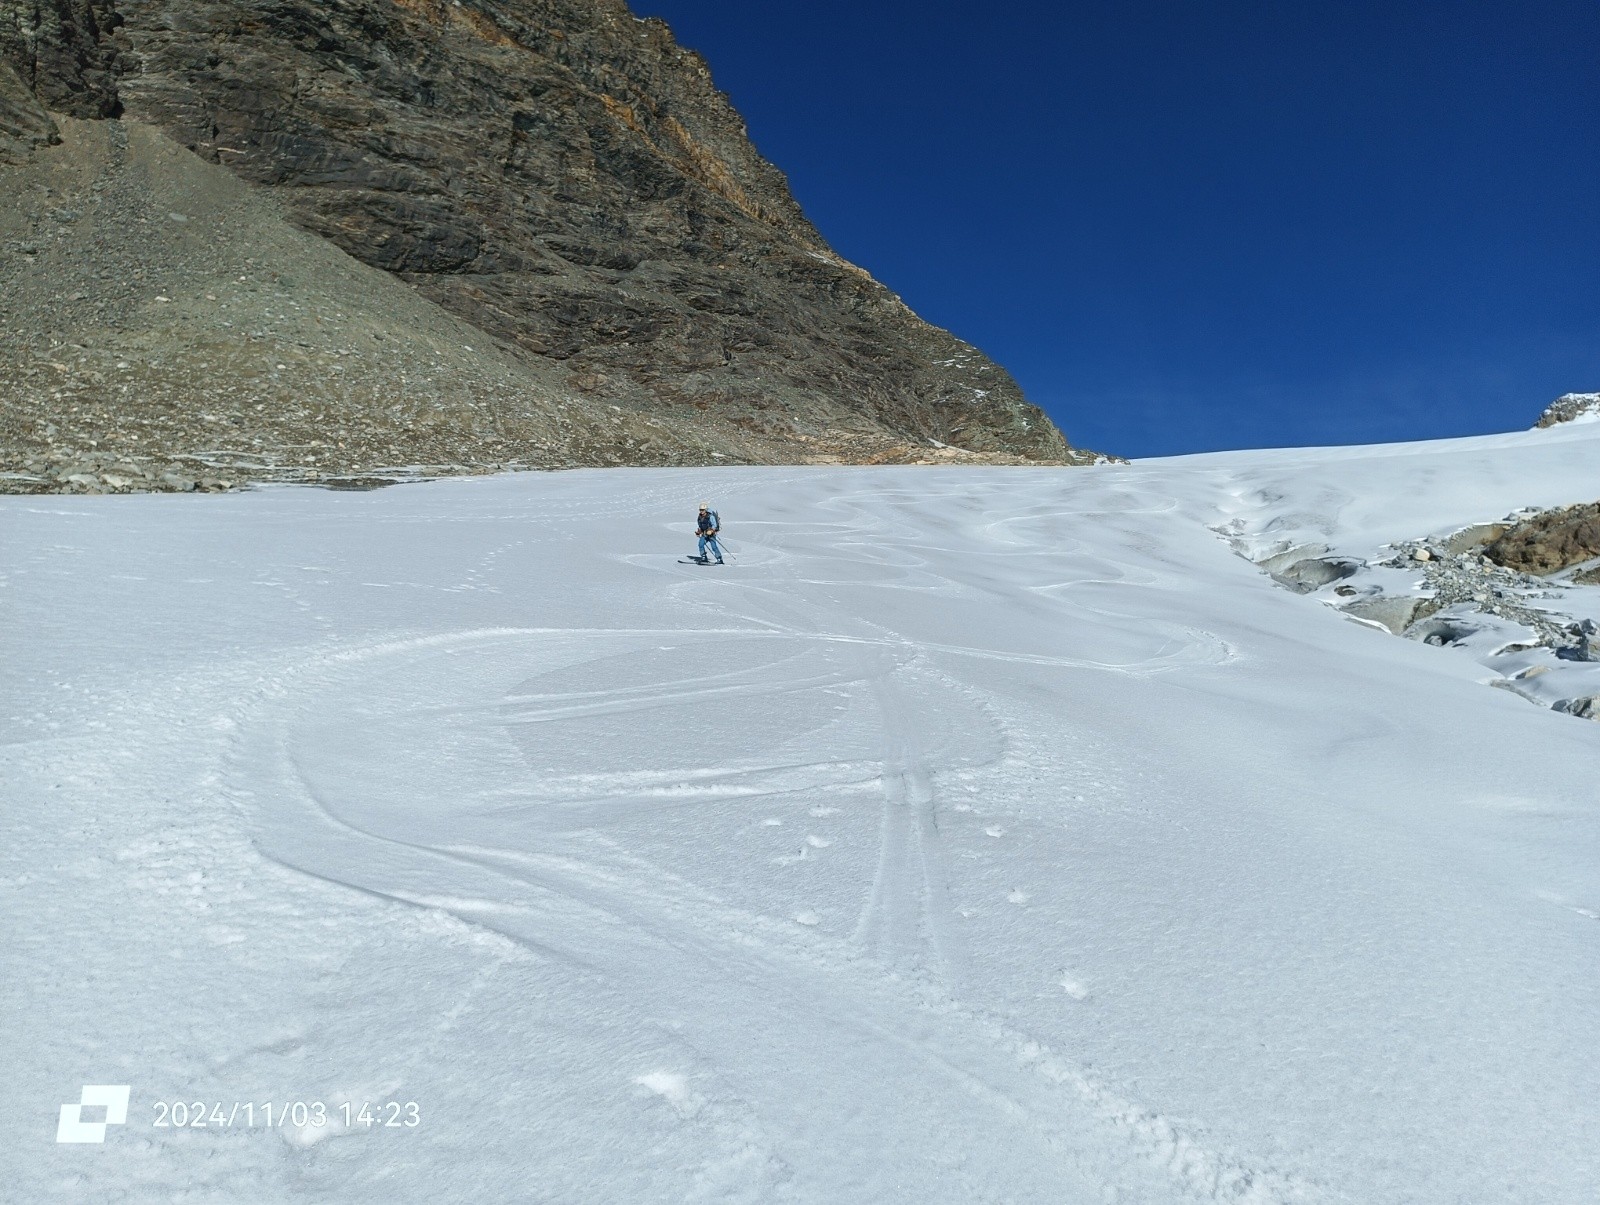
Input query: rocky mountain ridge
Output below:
<box><xmin>2</xmin><ymin>0</ymin><xmax>1100</xmax><ymax>490</ymax></box>
<box><xmin>1534</xmin><ymin>392</ymin><xmax>1600</xmax><ymax>429</ymax></box>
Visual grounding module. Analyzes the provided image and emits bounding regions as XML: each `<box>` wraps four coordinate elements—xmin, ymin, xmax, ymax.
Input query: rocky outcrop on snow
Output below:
<box><xmin>1</xmin><ymin>0</ymin><xmax>1101</xmax><ymax>485</ymax></box>
<box><xmin>1373</xmin><ymin>532</ymin><xmax>1595</xmax><ymax>650</ymax></box>
<box><xmin>1250</xmin><ymin>515</ymin><xmax>1600</xmax><ymax>723</ymax></box>
<box><xmin>1483</xmin><ymin>502</ymin><xmax>1600</xmax><ymax>577</ymax></box>
<box><xmin>1533</xmin><ymin>392</ymin><xmax>1600</xmax><ymax>428</ymax></box>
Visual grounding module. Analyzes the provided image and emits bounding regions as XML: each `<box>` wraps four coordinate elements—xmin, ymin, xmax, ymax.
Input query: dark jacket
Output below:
<box><xmin>697</xmin><ymin>510</ymin><xmax>719</xmax><ymax>535</ymax></box>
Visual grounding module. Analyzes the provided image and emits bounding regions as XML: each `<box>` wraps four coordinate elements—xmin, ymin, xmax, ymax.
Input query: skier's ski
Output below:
<box><xmin>678</xmin><ymin>558</ymin><xmax>724</xmax><ymax>566</ymax></box>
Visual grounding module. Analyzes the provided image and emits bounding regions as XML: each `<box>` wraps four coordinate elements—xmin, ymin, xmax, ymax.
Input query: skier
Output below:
<box><xmin>693</xmin><ymin>502</ymin><xmax>725</xmax><ymax>565</ymax></box>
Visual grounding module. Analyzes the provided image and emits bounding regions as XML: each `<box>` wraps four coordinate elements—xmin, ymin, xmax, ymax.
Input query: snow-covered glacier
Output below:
<box><xmin>4</xmin><ymin>418</ymin><xmax>1597</xmax><ymax>1203</ymax></box>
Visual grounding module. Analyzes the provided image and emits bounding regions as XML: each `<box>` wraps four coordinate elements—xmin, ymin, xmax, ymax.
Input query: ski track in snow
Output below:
<box><xmin>8</xmin><ymin>443</ymin><xmax>1600</xmax><ymax>1202</ymax></box>
<box><xmin>209</xmin><ymin>475</ymin><xmax>1297</xmax><ymax>1202</ymax></box>
<box><xmin>854</xmin><ymin>673</ymin><xmax>966</xmax><ymax>990</ymax></box>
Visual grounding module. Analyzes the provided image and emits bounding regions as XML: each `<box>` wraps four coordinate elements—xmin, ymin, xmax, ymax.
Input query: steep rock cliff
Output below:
<box><xmin>3</xmin><ymin>0</ymin><xmax>1090</xmax><ymax>467</ymax></box>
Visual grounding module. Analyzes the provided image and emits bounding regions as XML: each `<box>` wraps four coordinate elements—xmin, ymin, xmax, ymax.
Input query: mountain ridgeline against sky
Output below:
<box><xmin>1</xmin><ymin>0</ymin><xmax>1092</xmax><ymax>486</ymax></box>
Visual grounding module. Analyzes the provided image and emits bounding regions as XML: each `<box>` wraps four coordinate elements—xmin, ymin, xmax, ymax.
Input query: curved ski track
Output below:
<box><xmin>221</xmin><ymin>479</ymin><xmax>1299</xmax><ymax>1204</ymax></box>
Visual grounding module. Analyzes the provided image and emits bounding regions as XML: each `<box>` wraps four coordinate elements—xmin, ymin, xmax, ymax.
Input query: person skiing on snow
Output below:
<box><xmin>694</xmin><ymin>503</ymin><xmax>725</xmax><ymax>564</ymax></box>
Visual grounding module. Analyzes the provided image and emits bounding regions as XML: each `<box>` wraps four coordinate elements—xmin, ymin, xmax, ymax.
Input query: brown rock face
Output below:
<box><xmin>2</xmin><ymin>0</ymin><xmax>1085</xmax><ymax>462</ymax></box>
<box><xmin>1484</xmin><ymin>502</ymin><xmax>1600</xmax><ymax>576</ymax></box>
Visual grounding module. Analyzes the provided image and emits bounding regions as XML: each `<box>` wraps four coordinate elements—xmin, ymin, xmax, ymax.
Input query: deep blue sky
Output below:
<box><xmin>635</xmin><ymin>0</ymin><xmax>1600</xmax><ymax>456</ymax></box>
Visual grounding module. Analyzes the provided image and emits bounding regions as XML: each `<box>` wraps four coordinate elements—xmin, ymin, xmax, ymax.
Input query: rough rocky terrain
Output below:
<box><xmin>0</xmin><ymin>53</ymin><xmax>58</xmax><ymax>161</ymax></box>
<box><xmin>1534</xmin><ymin>391</ymin><xmax>1600</xmax><ymax>428</ymax></box>
<box><xmin>1484</xmin><ymin>501</ymin><xmax>1600</xmax><ymax>579</ymax></box>
<box><xmin>2</xmin><ymin>0</ymin><xmax>1102</xmax><ymax>492</ymax></box>
<box><xmin>1252</xmin><ymin>510</ymin><xmax>1600</xmax><ymax>723</ymax></box>
<box><xmin>1372</xmin><ymin>531</ymin><xmax>1597</xmax><ymax>654</ymax></box>
<box><xmin>0</xmin><ymin>114</ymin><xmax>784</xmax><ymax>493</ymax></box>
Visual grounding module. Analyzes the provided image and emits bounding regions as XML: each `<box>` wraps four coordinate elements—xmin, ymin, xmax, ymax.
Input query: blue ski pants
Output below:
<box><xmin>698</xmin><ymin>534</ymin><xmax>724</xmax><ymax>561</ymax></box>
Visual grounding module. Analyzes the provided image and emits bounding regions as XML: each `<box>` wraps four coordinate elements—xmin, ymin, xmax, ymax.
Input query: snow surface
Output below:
<box><xmin>4</xmin><ymin>421</ymin><xmax>1598</xmax><ymax>1203</ymax></box>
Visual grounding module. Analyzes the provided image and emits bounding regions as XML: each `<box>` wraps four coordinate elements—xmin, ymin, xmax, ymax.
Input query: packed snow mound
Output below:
<box><xmin>5</xmin><ymin>416</ymin><xmax>1599</xmax><ymax>1203</ymax></box>
<box><xmin>1534</xmin><ymin>390</ymin><xmax>1600</xmax><ymax>427</ymax></box>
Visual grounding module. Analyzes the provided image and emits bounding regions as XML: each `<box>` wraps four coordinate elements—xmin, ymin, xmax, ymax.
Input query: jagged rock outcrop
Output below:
<box><xmin>1484</xmin><ymin>502</ymin><xmax>1600</xmax><ymax>577</ymax></box>
<box><xmin>0</xmin><ymin>2</ymin><xmax>123</xmax><ymax>119</ymax></box>
<box><xmin>0</xmin><ymin>60</ymin><xmax>58</xmax><ymax>161</ymax></box>
<box><xmin>1534</xmin><ymin>392</ymin><xmax>1600</xmax><ymax>429</ymax></box>
<box><xmin>2</xmin><ymin>0</ymin><xmax>1090</xmax><ymax>469</ymax></box>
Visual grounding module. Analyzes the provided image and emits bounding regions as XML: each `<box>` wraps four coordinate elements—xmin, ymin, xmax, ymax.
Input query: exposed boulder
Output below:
<box><xmin>1269</xmin><ymin>555</ymin><xmax>1359</xmax><ymax>594</ymax></box>
<box><xmin>1483</xmin><ymin>502</ymin><xmax>1600</xmax><ymax>576</ymax></box>
<box><xmin>1553</xmin><ymin>696</ymin><xmax>1600</xmax><ymax>721</ymax></box>
<box><xmin>1440</xmin><ymin>522</ymin><xmax>1509</xmax><ymax>556</ymax></box>
<box><xmin>1341</xmin><ymin>594</ymin><xmax>1426</xmax><ymax>635</ymax></box>
<box><xmin>1558</xmin><ymin>619</ymin><xmax>1600</xmax><ymax>662</ymax></box>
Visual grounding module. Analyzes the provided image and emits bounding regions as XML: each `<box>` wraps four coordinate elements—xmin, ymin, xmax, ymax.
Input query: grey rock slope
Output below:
<box><xmin>3</xmin><ymin>116</ymin><xmax>726</xmax><ymax>493</ymax></box>
<box><xmin>3</xmin><ymin>0</ymin><xmax>1098</xmax><ymax>478</ymax></box>
<box><xmin>0</xmin><ymin>60</ymin><xmax>59</xmax><ymax>161</ymax></box>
